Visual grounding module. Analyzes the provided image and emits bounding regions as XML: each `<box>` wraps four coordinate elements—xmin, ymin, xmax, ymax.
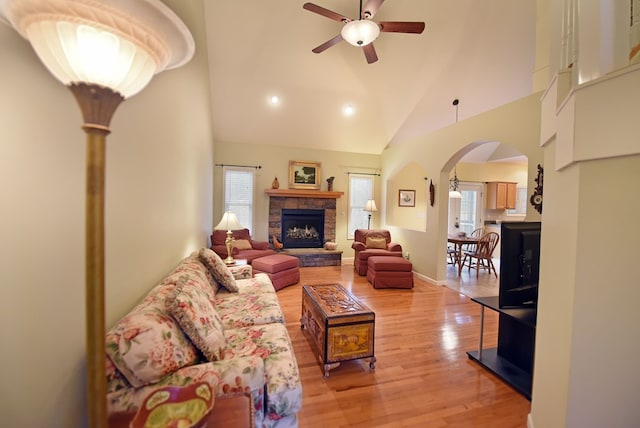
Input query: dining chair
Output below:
<box><xmin>462</xmin><ymin>228</ymin><xmax>485</xmax><ymax>253</ymax></box>
<box><xmin>447</xmin><ymin>245</ymin><xmax>458</xmax><ymax>265</ymax></box>
<box><xmin>461</xmin><ymin>231</ymin><xmax>500</xmax><ymax>278</ymax></box>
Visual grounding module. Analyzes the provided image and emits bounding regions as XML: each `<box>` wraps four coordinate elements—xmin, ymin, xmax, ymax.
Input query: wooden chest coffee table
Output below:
<box><xmin>301</xmin><ymin>283</ymin><xmax>376</xmax><ymax>378</ymax></box>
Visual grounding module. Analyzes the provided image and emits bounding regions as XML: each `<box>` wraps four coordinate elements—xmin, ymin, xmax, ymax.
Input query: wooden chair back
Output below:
<box><xmin>476</xmin><ymin>232</ymin><xmax>499</xmax><ymax>258</ymax></box>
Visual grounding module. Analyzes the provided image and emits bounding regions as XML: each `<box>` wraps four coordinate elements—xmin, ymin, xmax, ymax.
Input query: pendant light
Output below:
<box><xmin>449</xmin><ymin>166</ymin><xmax>462</xmax><ymax>199</ymax></box>
<box><xmin>449</xmin><ymin>99</ymin><xmax>462</xmax><ymax>199</ymax></box>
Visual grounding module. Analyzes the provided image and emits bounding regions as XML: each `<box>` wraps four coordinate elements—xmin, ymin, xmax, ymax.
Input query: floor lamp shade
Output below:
<box><xmin>1</xmin><ymin>0</ymin><xmax>195</xmax><ymax>98</ymax></box>
<box><xmin>364</xmin><ymin>199</ymin><xmax>377</xmax><ymax>229</ymax></box>
<box><xmin>0</xmin><ymin>1</ymin><xmax>194</xmax><ymax>427</ymax></box>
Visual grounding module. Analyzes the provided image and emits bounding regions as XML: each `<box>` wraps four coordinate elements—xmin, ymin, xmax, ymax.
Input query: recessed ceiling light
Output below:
<box><xmin>343</xmin><ymin>104</ymin><xmax>355</xmax><ymax>116</ymax></box>
<box><xmin>269</xmin><ymin>95</ymin><xmax>280</xmax><ymax>106</ymax></box>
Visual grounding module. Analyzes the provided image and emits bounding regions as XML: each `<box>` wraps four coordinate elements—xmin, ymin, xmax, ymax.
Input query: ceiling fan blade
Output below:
<box><xmin>379</xmin><ymin>21</ymin><xmax>426</xmax><ymax>34</ymax></box>
<box><xmin>303</xmin><ymin>3</ymin><xmax>350</xmax><ymax>23</ymax></box>
<box><xmin>312</xmin><ymin>34</ymin><xmax>344</xmax><ymax>54</ymax></box>
<box><xmin>362</xmin><ymin>0</ymin><xmax>385</xmax><ymax>19</ymax></box>
<box><xmin>363</xmin><ymin>43</ymin><xmax>378</xmax><ymax>64</ymax></box>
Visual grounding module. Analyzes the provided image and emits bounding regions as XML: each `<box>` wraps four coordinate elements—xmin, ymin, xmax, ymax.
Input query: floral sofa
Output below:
<box><xmin>105</xmin><ymin>248</ymin><xmax>302</xmax><ymax>428</ymax></box>
<box><xmin>210</xmin><ymin>228</ymin><xmax>275</xmax><ymax>263</ymax></box>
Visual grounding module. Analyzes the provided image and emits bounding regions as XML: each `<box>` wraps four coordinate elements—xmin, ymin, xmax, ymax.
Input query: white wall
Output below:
<box><xmin>0</xmin><ymin>1</ymin><xmax>214</xmax><ymax>426</ymax></box>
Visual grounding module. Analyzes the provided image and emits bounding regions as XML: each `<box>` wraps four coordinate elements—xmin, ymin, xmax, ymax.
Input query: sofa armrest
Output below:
<box><xmin>251</xmin><ymin>240</ymin><xmax>270</xmax><ymax>251</ymax></box>
<box><xmin>387</xmin><ymin>242</ymin><xmax>402</xmax><ymax>252</ymax></box>
<box><xmin>352</xmin><ymin>241</ymin><xmax>366</xmax><ymax>251</ymax></box>
<box><xmin>228</xmin><ymin>264</ymin><xmax>252</xmax><ymax>280</ymax></box>
<box><xmin>107</xmin><ymin>357</ymin><xmax>265</xmax><ymax>414</ymax></box>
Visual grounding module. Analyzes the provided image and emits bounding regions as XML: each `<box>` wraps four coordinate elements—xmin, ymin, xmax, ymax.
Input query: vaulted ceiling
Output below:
<box><xmin>204</xmin><ymin>1</ymin><xmax>536</xmax><ymax>155</ymax></box>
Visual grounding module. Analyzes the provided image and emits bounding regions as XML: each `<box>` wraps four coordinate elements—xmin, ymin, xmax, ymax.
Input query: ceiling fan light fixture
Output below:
<box><xmin>341</xmin><ymin>19</ymin><xmax>380</xmax><ymax>47</ymax></box>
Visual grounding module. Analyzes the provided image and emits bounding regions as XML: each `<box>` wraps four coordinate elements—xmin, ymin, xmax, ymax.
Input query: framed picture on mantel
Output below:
<box><xmin>289</xmin><ymin>160</ymin><xmax>321</xmax><ymax>190</ymax></box>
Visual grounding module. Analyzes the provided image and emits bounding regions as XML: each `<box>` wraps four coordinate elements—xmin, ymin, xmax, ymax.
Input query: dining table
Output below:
<box><xmin>448</xmin><ymin>233</ymin><xmax>481</xmax><ymax>275</ymax></box>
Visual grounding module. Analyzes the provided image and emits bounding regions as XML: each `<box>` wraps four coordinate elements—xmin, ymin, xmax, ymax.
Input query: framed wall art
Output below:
<box><xmin>398</xmin><ymin>189</ymin><xmax>415</xmax><ymax>207</ymax></box>
<box><xmin>289</xmin><ymin>160</ymin><xmax>321</xmax><ymax>190</ymax></box>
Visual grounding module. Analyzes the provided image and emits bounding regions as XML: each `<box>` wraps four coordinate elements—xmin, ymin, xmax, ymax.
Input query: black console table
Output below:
<box><xmin>467</xmin><ymin>296</ymin><xmax>536</xmax><ymax>400</ymax></box>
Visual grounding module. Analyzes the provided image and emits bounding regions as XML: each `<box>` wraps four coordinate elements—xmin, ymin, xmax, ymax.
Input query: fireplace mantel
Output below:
<box><xmin>265</xmin><ymin>189</ymin><xmax>344</xmax><ymax>199</ymax></box>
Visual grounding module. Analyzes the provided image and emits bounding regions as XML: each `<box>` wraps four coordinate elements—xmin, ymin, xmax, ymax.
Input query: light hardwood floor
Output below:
<box><xmin>277</xmin><ymin>264</ymin><xmax>530</xmax><ymax>427</ymax></box>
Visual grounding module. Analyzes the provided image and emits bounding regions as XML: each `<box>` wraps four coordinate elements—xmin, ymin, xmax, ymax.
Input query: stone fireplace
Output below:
<box><xmin>281</xmin><ymin>209</ymin><xmax>325</xmax><ymax>248</ymax></box>
<box><xmin>268</xmin><ymin>193</ymin><xmax>336</xmax><ymax>245</ymax></box>
<box><xmin>266</xmin><ymin>188</ymin><xmax>343</xmax><ymax>266</ymax></box>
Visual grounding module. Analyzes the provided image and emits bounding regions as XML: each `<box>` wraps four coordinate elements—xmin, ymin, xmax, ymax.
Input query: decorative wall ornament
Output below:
<box><xmin>429</xmin><ymin>179</ymin><xmax>435</xmax><ymax>207</ymax></box>
<box><xmin>529</xmin><ymin>164</ymin><xmax>544</xmax><ymax>214</ymax></box>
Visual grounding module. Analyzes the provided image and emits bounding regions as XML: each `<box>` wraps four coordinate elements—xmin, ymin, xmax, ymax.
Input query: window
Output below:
<box><xmin>222</xmin><ymin>167</ymin><xmax>254</xmax><ymax>233</ymax></box>
<box><xmin>507</xmin><ymin>186</ymin><xmax>528</xmax><ymax>215</ymax></box>
<box><xmin>348</xmin><ymin>175</ymin><xmax>374</xmax><ymax>238</ymax></box>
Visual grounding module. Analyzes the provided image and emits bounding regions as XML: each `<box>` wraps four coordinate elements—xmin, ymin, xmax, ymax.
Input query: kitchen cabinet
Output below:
<box><xmin>486</xmin><ymin>182</ymin><xmax>517</xmax><ymax>210</ymax></box>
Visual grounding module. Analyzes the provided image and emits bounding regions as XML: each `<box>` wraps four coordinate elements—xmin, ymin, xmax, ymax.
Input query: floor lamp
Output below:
<box><xmin>364</xmin><ymin>199</ymin><xmax>378</xmax><ymax>229</ymax></box>
<box><xmin>0</xmin><ymin>1</ymin><xmax>194</xmax><ymax>426</ymax></box>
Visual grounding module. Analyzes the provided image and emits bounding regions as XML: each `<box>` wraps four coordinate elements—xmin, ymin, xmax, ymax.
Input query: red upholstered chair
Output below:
<box><xmin>210</xmin><ymin>228</ymin><xmax>275</xmax><ymax>264</ymax></box>
<box><xmin>351</xmin><ymin>229</ymin><xmax>403</xmax><ymax>276</ymax></box>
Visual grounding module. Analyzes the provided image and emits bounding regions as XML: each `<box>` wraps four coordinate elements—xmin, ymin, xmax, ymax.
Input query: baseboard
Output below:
<box><xmin>527</xmin><ymin>413</ymin><xmax>534</xmax><ymax>428</ymax></box>
<box><xmin>413</xmin><ymin>271</ymin><xmax>447</xmax><ymax>286</ymax></box>
<box><xmin>342</xmin><ymin>257</ymin><xmax>354</xmax><ymax>265</ymax></box>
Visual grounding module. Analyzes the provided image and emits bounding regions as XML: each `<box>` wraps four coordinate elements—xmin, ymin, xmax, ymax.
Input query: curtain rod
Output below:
<box><xmin>346</xmin><ymin>172</ymin><xmax>381</xmax><ymax>176</ymax></box>
<box><xmin>215</xmin><ymin>163</ymin><xmax>261</xmax><ymax>169</ymax></box>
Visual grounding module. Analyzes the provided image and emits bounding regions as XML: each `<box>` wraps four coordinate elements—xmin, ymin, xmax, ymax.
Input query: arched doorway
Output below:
<box><xmin>443</xmin><ymin>141</ymin><xmax>529</xmax><ymax>295</ymax></box>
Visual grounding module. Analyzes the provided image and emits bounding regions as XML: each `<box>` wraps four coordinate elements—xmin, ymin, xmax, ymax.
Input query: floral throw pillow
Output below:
<box><xmin>198</xmin><ymin>248</ymin><xmax>239</xmax><ymax>292</ymax></box>
<box><xmin>167</xmin><ymin>282</ymin><xmax>226</xmax><ymax>361</ymax></box>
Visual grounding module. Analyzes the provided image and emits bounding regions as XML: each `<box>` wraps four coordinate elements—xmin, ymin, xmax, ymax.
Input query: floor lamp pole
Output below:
<box><xmin>70</xmin><ymin>83</ymin><xmax>124</xmax><ymax>428</ymax></box>
<box><xmin>367</xmin><ymin>213</ymin><xmax>372</xmax><ymax>229</ymax></box>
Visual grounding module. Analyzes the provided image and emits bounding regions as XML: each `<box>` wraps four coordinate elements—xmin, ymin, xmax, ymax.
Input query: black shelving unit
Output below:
<box><xmin>467</xmin><ymin>296</ymin><xmax>536</xmax><ymax>400</ymax></box>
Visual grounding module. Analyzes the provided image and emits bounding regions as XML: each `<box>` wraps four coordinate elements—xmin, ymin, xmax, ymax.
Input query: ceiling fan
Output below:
<box><xmin>303</xmin><ymin>0</ymin><xmax>425</xmax><ymax>64</ymax></box>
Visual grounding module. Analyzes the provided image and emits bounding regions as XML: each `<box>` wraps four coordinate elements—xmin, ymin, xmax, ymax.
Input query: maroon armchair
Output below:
<box><xmin>351</xmin><ymin>229</ymin><xmax>403</xmax><ymax>276</ymax></box>
<box><xmin>210</xmin><ymin>228</ymin><xmax>275</xmax><ymax>263</ymax></box>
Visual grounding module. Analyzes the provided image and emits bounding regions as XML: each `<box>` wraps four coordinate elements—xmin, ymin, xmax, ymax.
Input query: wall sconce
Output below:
<box><xmin>214</xmin><ymin>211</ymin><xmax>244</xmax><ymax>264</ymax></box>
<box><xmin>0</xmin><ymin>1</ymin><xmax>194</xmax><ymax>426</ymax></box>
<box><xmin>364</xmin><ymin>199</ymin><xmax>378</xmax><ymax>229</ymax></box>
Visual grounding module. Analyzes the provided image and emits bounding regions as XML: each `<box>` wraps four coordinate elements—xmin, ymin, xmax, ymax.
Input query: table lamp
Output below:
<box><xmin>214</xmin><ymin>211</ymin><xmax>244</xmax><ymax>264</ymax></box>
<box><xmin>364</xmin><ymin>199</ymin><xmax>377</xmax><ymax>229</ymax></box>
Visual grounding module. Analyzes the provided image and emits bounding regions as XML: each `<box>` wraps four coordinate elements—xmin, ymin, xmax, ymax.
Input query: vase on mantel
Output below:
<box><xmin>272</xmin><ymin>177</ymin><xmax>279</xmax><ymax>189</ymax></box>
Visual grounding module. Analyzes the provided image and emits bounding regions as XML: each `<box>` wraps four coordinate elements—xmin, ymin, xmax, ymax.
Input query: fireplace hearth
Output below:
<box><xmin>281</xmin><ymin>209</ymin><xmax>324</xmax><ymax>248</ymax></box>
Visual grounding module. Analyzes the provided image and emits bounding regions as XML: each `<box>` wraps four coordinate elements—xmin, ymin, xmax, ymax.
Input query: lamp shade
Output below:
<box><xmin>341</xmin><ymin>19</ymin><xmax>380</xmax><ymax>46</ymax></box>
<box><xmin>0</xmin><ymin>0</ymin><xmax>195</xmax><ymax>98</ymax></box>
<box><xmin>449</xmin><ymin>190</ymin><xmax>462</xmax><ymax>199</ymax></box>
<box><xmin>214</xmin><ymin>211</ymin><xmax>243</xmax><ymax>231</ymax></box>
<box><xmin>364</xmin><ymin>199</ymin><xmax>378</xmax><ymax>212</ymax></box>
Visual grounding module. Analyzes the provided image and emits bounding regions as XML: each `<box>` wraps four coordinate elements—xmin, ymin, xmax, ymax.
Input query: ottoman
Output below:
<box><xmin>252</xmin><ymin>254</ymin><xmax>300</xmax><ymax>291</ymax></box>
<box><xmin>367</xmin><ymin>256</ymin><xmax>414</xmax><ymax>289</ymax></box>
